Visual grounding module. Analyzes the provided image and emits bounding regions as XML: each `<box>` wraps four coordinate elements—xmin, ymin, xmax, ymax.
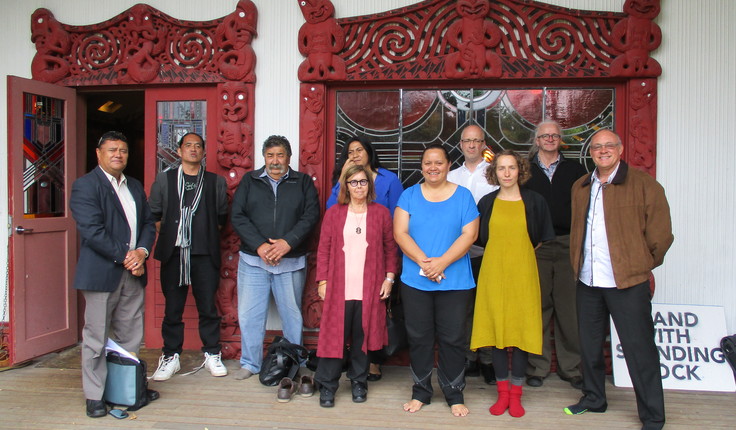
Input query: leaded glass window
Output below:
<box><xmin>335</xmin><ymin>88</ymin><xmax>614</xmax><ymax>187</ymax></box>
<box><xmin>23</xmin><ymin>93</ymin><xmax>65</xmax><ymax>217</ymax></box>
<box><xmin>156</xmin><ymin>100</ymin><xmax>206</xmax><ymax>173</ymax></box>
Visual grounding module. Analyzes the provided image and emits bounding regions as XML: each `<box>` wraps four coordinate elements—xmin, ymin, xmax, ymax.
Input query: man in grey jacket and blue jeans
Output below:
<box><xmin>230</xmin><ymin>135</ymin><xmax>320</xmax><ymax>379</ymax></box>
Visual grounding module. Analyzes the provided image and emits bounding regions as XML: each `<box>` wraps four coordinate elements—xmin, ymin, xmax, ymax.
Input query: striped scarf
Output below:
<box><xmin>175</xmin><ymin>165</ymin><xmax>204</xmax><ymax>286</ymax></box>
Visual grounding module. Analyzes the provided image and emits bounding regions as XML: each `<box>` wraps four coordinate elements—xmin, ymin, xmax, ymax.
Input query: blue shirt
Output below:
<box><xmin>326</xmin><ymin>167</ymin><xmax>403</xmax><ymax>216</ymax></box>
<box><xmin>397</xmin><ymin>184</ymin><xmax>479</xmax><ymax>291</ymax></box>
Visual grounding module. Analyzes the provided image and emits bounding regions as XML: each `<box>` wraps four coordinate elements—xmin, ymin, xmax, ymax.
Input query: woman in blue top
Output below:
<box><xmin>394</xmin><ymin>144</ymin><xmax>479</xmax><ymax>417</ymax></box>
<box><xmin>327</xmin><ymin>135</ymin><xmax>403</xmax><ymax>381</ymax></box>
<box><xmin>326</xmin><ymin>136</ymin><xmax>403</xmax><ymax>216</ymax></box>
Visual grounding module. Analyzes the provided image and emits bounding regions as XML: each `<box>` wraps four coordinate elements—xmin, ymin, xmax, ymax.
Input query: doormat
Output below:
<box><xmin>35</xmin><ymin>345</ymin><xmax>204</xmax><ymax>371</ymax></box>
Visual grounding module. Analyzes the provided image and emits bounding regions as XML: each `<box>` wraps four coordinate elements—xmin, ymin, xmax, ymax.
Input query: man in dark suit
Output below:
<box><xmin>148</xmin><ymin>132</ymin><xmax>228</xmax><ymax>381</ymax></box>
<box><xmin>70</xmin><ymin>131</ymin><xmax>156</xmax><ymax>418</ymax></box>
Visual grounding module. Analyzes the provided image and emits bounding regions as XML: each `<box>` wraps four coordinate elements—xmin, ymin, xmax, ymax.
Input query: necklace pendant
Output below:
<box><xmin>356</xmin><ymin>227</ymin><xmax>362</xmax><ymax>234</ymax></box>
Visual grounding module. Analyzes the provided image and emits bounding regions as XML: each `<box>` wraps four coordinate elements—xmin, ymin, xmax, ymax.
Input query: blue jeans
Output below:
<box><xmin>236</xmin><ymin>257</ymin><xmax>305</xmax><ymax>373</ymax></box>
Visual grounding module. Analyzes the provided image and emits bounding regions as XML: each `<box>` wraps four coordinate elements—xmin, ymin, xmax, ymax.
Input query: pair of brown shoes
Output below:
<box><xmin>277</xmin><ymin>375</ymin><xmax>315</xmax><ymax>402</ymax></box>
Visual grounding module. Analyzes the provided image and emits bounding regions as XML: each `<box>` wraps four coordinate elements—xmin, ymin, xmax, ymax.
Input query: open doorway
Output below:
<box><xmin>82</xmin><ymin>90</ymin><xmax>145</xmax><ymax>181</ymax></box>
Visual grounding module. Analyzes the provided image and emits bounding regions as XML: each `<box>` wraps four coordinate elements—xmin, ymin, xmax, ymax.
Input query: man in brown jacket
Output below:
<box><xmin>565</xmin><ymin>129</ymin><xmax>673</xmax><ymax>430</ymax></box>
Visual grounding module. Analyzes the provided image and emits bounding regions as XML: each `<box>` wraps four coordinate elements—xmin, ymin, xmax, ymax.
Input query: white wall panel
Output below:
<box><xmin>1</xmin><ymin>1</ymin><xmax>734</xmax><ymax>334</ymax></box>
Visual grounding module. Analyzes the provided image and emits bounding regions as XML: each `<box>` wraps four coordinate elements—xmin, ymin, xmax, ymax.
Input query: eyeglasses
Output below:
<box><xmin>347</xmin><ymin>179</ymin><xmax>369</xmax><ymax>187</ymax></box>
<box><xmin>460</xmin><ymin>138</ymin><xmax>484</xmax><ymax>144</ymax></box>
<box><xmin>590</xmin><ymin>142</ymin><xmax>620</xmax><ymax>151</ymax></box>
<box><xmin>537</xmin><ymin>133</ymin><xmax>561</xmax><ymax>141</ymax></box>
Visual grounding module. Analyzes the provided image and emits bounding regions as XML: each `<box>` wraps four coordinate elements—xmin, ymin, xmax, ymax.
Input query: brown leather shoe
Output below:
<box><xmin>298</xmin><ymin>375</ymin><xmax>315</xmax><ymax>397</ymax></box>
<box><xmin>277</xmin><ymin>377</ymin><xmax>297</xmax><ymax>403</ymax></box>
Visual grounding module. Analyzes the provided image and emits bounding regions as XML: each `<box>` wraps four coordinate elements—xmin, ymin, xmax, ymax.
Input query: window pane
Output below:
<box><xmin>156</xmin><ymin>100</ymin><xmax>206</xmax><ymax>173</ymax></box>
<box><xmin>335</xmin><ymin>87</ymin><xmax>615</xmax><ymax>188</ymax></box>
<box><xmin>23</xmin><ymin>93</ymin><xmax>65</xmax><ymax>218</ymax></box>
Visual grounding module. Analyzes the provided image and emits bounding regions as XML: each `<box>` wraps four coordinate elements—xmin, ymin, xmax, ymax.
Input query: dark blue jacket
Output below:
<box><xmin>70</xmin><ymin>166</ymin><xmax>156</xmax><ymax>291</ymax></box>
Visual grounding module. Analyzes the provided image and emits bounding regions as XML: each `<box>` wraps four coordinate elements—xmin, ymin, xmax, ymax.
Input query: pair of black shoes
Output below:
<box><xmin>318</xmin><ymin>381</ymin><xmax>367</xmax><ymax>407</ymax></box>
<box><xmin>466</xmin><ymin>360</ymin><xmax>496</xmax><ymax>385</ymax></box>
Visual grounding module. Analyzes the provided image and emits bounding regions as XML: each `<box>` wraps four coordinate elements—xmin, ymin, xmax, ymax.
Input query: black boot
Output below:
<box><xmin>480</xmin><ymin>363</ymin><xmax>496</xmax><ymax>385</ymax></box>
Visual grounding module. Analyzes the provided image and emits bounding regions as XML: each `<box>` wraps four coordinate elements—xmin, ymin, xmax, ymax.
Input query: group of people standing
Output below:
<box><xmin>72</xmin><ymin>121</ymin><xmax>672</xmax><ymax>430</ymax></box>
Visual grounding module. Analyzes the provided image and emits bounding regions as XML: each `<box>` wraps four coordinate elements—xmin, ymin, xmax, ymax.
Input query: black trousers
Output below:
<box><xmin>577</xmin><ymin>280</ymin><xmax>664</xmax><ymax>430</ymax></box>
<box><xmin>402</xmin><ymin>284</ymin><xmax>472</xmax><ymax>406</ymax></box>
<box><xmin>161</xmin><ymin>252</ymin><xmax>222</xmax><ymax>355</ymax></box>
<box><xmin>314</xmin><ymin>300</ymin><xmax>369</xmax><ymax>394</ymax></box>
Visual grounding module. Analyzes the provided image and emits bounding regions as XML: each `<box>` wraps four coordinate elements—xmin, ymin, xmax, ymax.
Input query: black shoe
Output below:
<box><xmin>564</xmin><ymin>399</ymin><xmax>607</xmax><ymax>415</ymax></box>
<box><xmin>319</xmin><ymin>388</ymin><xmax>335</xmax><ymax>408</ymax></box>
<box><xmin>85</xmin><ymin>399</ymin><xmax>107</xmax><ymax>418</ymax></box>
<box><xmin>526</xmin><ymin>376</ymin><xmax>544</xmax><ymax>387</ymax></box>
<box><xmin>561</xmin><ymin>375</ymin><xmax>583</xmax><ymax>390</ymax></box>
<box><xmin>465</xmin><ymin>359</ymin><xmax>480</xmax><ymax>377</ymax></box>
<box><xmin>367</xmin><ymin>372</ymin><xmax>382</xmax><ymax>382</ymax></box>
<box><xmin>147</xmin><ymin>389</ymin><xmax>160</xmax><ymax>402</ymax></box>
<box><xmin>479</xmin><ymin>363</ymin><xmax>496</xmax><ymax>385</ymax></box>
<box><xmin>351</xmin><ymin>381</ymin><xmax>367</xmax><ymax>403</ymax></box>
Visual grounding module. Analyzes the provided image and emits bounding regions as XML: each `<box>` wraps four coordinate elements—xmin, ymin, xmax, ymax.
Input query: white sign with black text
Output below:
<box><xmin>611</xmin><ymin>303</ymin><xmax>735</xmax><ymax>392</ymax></box>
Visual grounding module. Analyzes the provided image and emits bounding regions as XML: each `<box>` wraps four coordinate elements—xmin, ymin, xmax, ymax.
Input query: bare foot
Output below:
<box><xmin>451</xmin><ymin>403</ymin><xmax>469</xmax><ymax>417</ymax></box>
<box><xmin>403</xmin><ymin>399</ymin><xmax>424</xmax><ymax>413</ymax></box>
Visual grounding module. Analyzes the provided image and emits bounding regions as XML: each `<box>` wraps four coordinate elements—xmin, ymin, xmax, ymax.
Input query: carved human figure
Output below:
<box><xmin>300</xmin><ymin>85</ymin><xmax>325</xmax><ymax>167</ymax></box>
<box><xmin>628</xmin><ymin>79</ymin><xmax>657</xmax><ymax>171</ymax></box>
<box><xmin>445</xmin><ymin>0</ymin><xmax>503</xmax><ymax>79</ymax></box>
<box><xmin>30</xmin><ymin>9</ymin><xmax>71</xmax><ymax>83</ymax></box>
<box><xmin>217</xmin><ymin>82</ymin><xmax>254</xmax><ymax>172</ymax></box>
<box><xmin>610</xmin><ymin>0</ymin><xmax>662</xmax><ymax>77</ymax></box>
<box><xmin>115</xmin><ymin>4</ymin><xmax>166</xmax><ymax>83</ymax></box>
<box><xmin>297</xmin><ymin>0</ymin><xmax>346</xmax><ymax>81</ymax></box>
<box><xmin>214</xmin><ymin>0</ymin><xmax>258</xmax><ymax>81</ymax></box>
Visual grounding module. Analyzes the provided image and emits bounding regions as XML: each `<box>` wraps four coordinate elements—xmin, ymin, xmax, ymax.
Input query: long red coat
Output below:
<box><xmin>315</xmin><ymin>202</ymin><xmax>398</xmax><ymax>358</ymax></box>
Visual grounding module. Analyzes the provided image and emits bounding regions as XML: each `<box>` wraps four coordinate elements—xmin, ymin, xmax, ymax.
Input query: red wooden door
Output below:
<box><xmin>143</xmin><ymin>86</ymin><xmax>219</xmax><ymax>351</ymax></box>
<box><xmin>6</xmin><ymin>76</ymin><xmax>78</xmax><ymax>364</ymax></box>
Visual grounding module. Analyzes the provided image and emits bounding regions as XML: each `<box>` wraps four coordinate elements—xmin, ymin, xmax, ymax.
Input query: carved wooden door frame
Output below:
<box><xmin>297</xmin><ymin>0</ymin><xmax>663</xmax><ymax>327</ymax></box>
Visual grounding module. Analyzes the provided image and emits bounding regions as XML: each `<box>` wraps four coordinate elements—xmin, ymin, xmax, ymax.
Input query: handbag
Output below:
<box><xmin>103</xmin><ymin>352</ymin><xmax>150</xmax><ymax>411</ymax></box>
<box><xmin>382</xmin><ymin>286</ymin><xmax>408</xmax><ymax>357</ymax></box>
<box><xmin>259</xmin><ymin>336</ymin><xmax>308</xmax><ymax>386</ymax></box>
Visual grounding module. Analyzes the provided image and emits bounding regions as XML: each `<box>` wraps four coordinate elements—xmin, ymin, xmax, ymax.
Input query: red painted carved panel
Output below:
<box><xmin>297</xmin><ymin>0</ymin><xmax>662</xmax><ymax>331</ymax></box>
<box><xmin>30</xmin><ymin>1</ymin><xmax>259</xmax><ymax>359</ymax></box>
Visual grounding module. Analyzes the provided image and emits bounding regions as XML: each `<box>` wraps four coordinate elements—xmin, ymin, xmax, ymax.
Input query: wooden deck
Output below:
<box><xmin>0</xmin><ymin>348</ymin><xmax>734</xmax><ymax>429</ymax></box>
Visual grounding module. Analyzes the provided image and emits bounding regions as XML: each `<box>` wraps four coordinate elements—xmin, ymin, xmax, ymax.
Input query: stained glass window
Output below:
<box><xmin>22</xmin><ymin>93</ymin><xmax>65</xmax><ymax>218</ymax></box>
<box><xmin>335</xmin><ymin>88</ymin><xmax>614</xmax><ymax>187</ymax></box>
<box><xmin>156</xmin><ymin>100</ymin><xmax>206</xmax><ymax>173</ymax></box>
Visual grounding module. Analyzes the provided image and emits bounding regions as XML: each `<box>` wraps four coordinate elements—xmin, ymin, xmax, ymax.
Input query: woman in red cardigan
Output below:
<box><xmin>314</xmin><ymin>164</ymin><xmax>398</xmax><ymax>408</ymax></box>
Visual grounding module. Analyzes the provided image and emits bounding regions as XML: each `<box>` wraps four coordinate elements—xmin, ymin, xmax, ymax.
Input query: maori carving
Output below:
<box><xmin>297</xmin><ymin>0</ymin><xmax>346</xmax><ymax>81</ymax></box>
<box><xmin>610</xmin><ymin>0</ymin><xmax>662</xmax><ymax>77</ymax></box>
<box><xmin>217</xmin><ymin>81</ymin><xmax>254</xmax><ymax>178</ymax></box>
<box><xmin>213</xmin><ymin>0</ymin><xmax>258</xmax><ymax>81</ymax></box>
<box><xmin>297</xmin><ymin>1</ymin><xmax>661</xmax><ymax>332</ymax></box>
<box><xmin>626</xmin><ymin>79</ymin><xmax>658</xmax><ymax>175</ymax></box>
<box><xmin>30</xmin><ymin>2</ymin><xmax>259</xmax><ymax>360</ymax></box>
<box><xmin>114</xmin><ymin>4</ymin><xmax>166</xmax><ymax>84</ymax></box>
<box><xmin>30</xmin><ymin>0</ymin><xmax>258</xmax><ymax>86</ymax></box>
<box><xmin>30</xmin><ymin>9</ymin><xmax>70</xmax><ymax>84</ymax></box>
<box><xmin>298</xmin><ymin>83</ymin><xmax>326</xmax><ymax>328</ymax></box>
<box><xmin>444</xmin><ymin>0</ymin><xmax>502</xmax><ymax>79</ymax></box>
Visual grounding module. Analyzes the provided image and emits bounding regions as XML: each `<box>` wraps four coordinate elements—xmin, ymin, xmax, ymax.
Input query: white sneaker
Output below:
<box><xmin>151</xmin><ymin>353</ymin><xmax>180</xmax><ymax>381</ymax></box>
<box><xmin>204</xmin><ymin>352</ymin><xmax>228</xmax><ymax>377</ymax></box>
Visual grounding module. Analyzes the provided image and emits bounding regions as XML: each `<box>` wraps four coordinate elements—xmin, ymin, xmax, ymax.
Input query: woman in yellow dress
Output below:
<box><xmin>471</xmin><ymin>150</ymin><xmax>554</xmax><ymax>418</ymax></box>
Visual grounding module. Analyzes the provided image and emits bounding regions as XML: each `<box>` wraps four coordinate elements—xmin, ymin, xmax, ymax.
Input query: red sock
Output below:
<box><xmin>509</xmin><ymin>384</ymin><xmax>525</xmax><ymax>417</ymax></box>
<box><xmin>489</xmin><ymin>380</ymin><xmax>510</xmax><ymax>415</ymax></box>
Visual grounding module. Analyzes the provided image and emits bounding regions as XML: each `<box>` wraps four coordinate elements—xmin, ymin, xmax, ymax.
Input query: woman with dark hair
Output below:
<box><xmin>327</xmin><ymin>136</ymin><xmax>403</xmax><ymax>215</ymax></box>
<box><xmin>471</xmin><ymin>150</ymin><xmax>554</xmax><ymax>418</ymax></box>
<box><xmin>314</xmin><ymin>164</ymin><xmax>398</xmax><ymax>408</ymax></box>
<box><xmin>327</xmin><ymin>135</ymin><xmax>403</xmax><ymax>381</ymax></box>
<box><xmin>394</xmin><ymin>144</ymin><xmax>479</xmax><ymax>417</ymax></box>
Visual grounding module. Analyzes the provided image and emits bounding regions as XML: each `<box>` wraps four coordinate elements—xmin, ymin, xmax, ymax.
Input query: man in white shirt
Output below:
<box><xmin>447</xmin><ymin>124</ymin><xmax>499</xmax><ymax>384</ymax></box>
<box><xmin>566</xmin><ymin>129</ymin><xmax>673</xmax><ymax>430</ymax></box>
